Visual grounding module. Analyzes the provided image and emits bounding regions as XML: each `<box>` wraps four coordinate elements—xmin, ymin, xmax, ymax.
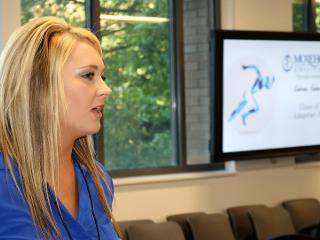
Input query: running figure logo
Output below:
<box><xmin>228</xmin><ymin>64</ymin><xmax>275</xmax><ymax>126</ymax></box>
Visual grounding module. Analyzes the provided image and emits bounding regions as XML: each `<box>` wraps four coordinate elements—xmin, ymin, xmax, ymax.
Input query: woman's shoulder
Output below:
<box><xmin>0</xmin><ymin>153</ymin><xmax>18</xmax><ymax>193</ymax></box>
<box><xmin>0</xmin><ymin>153</ymin><xmax>37</xmax><ymax>238</ymax></box>
<box><xmin>0</xmin><ymin>153</ymin><xmax>24</xmax><ymax>206</ymax></box>
<box><xmin>0</xmin><ymin>151</ymin><xmax>8</xmax><ymax>170</ymax></box>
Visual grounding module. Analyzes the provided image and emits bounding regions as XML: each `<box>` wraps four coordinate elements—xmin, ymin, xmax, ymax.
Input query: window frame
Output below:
<box><xmin>293</xmin><ymin>0</ymin><xmax>317</xmax><ymax>32</ymax></box>
<box><xmin>303</xmin><ymin>0</ymin><xmax>317</xmax><ymax>32</ymax></box>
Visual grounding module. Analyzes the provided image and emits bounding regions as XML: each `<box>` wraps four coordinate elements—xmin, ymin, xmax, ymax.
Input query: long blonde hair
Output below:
<box><xmin>0</xmin><ymin>16</ymin><xmax>120</xmax><ymax>239</ymax></box>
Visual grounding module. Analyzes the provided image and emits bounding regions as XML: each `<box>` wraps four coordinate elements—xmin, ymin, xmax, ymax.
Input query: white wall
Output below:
<box><xmin>0</xmin><ymin>0</ymin><xmax>20</xmax><ymax>49</ymax></box>
<box><xmin>221</xmin><ymin>0</ymin><xmax>292</xmax><ymax>30</ymax></box>
<box><xmin>233</xmin><ymin>0</ymin><xmax>292</xmax><ymax>31</ymax></box>
<box><xmin>114</xmin><ymin>161</ymin><xmax>320</xmax><ymax>221</ymax></box>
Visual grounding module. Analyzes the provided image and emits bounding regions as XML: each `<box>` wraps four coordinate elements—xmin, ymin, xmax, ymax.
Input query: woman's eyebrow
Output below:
<box><xmin>78</xmin><ymin>64</ymin><xmax>105</xmax><ymax>72</ymax></box>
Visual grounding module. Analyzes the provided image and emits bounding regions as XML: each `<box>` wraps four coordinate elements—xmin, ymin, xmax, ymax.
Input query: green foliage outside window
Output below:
<box><xmin>21</xmin><ymin>0</ymin><xmax>85</xmax><ymax>26</ymax></box>
<box><xmin>292</xmin><ymin>0</ymin><xmax>320</xmax><ymax>32</ymax></box>
<box><xmin>315</xmin><ymin>2</ymin><xmax>320</xmax><ymax>32</ymax></box>
<box><xmin>100</xmin><ymin>0</ymin><xmax>173</xmax><ymax>170</ymax></box>
<box><xmin>293</xmin><ymin>0</ymin><xmax>304</xmax><ymax>32</ymax></box>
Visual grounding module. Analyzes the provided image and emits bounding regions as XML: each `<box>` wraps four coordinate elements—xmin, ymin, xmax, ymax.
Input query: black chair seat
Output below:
<box><xmin>269</xmin><ymin>234</ymin><xmax>318</xmax><ymax>240</ymax></box>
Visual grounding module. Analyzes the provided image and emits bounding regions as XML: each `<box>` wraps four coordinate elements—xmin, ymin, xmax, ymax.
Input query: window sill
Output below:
<box><xmin>113</xmin><ymin>161</ymin><xmax>236</xmax><ymax>186</ymax></box>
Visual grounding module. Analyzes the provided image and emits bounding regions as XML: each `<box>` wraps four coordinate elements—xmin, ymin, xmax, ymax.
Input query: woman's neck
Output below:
<box><xmin>59</xmin><ymin>135</ymin><xmax>75</xmax><ymax>166</ymax></box>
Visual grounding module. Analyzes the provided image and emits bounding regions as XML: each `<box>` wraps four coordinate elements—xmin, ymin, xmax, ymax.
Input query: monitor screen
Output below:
<box><xmin>210</xmin><ymin>30</ymin><xmax>320</xmax><ymax>161</ymax></box>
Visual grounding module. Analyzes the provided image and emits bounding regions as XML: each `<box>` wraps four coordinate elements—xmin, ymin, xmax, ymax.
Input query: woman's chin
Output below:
<box><xmin>89</xmin><ymin>125</ymin><xmax>102</xmax><ymax>135</ymax></box>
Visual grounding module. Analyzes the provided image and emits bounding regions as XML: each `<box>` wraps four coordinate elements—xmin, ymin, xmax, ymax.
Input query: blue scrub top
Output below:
<box><xmin>0</xmin><ymin>152</ymin><xmax>119</xmax><ymax>240</ymax></box>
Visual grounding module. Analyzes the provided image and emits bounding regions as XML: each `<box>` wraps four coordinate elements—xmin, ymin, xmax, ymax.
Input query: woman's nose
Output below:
<box><xmin>97</xmin><ymin>79</ymin><xmax>112</xmax><ymax>97</ymax></box>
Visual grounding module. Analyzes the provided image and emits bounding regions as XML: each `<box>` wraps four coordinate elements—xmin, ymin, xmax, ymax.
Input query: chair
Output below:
<box><xmin>118</xmin><ymin>219</ymin><xmax>154</xmax><ymax>240</ymax></box>
<box><xmin>282</xmin><ymin>198</ymin><xmax>320</xmax><ymax>236</ymax></box>
<box><xmin>126</xmin><ymin>221</ymin><xmax>185</xmax><ymax>240</ymax></box>
<box><xmin>187</xmin><ymin>213</ymin><xmax>235</xmax><ymax>240</ymax></box>
<box><xmin>227</xmin><ymin>204</ymin><xmax>267</xmax><ymax>240</ymax></box>
<box><xmin>167</xmin><ymin>212</ymin><xmax>206</xmax><ymax>240</ymax></box>
<box><xmin>248</xmin><ymin>206</ymin><xmax>296</xmax><ymax>240</ymax></box>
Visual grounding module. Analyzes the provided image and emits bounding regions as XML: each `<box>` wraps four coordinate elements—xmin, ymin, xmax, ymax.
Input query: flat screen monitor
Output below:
<box><xmin>210</xmin><ymin>30</ymin><xmax>320</xmax><ymax>162</ymax></box>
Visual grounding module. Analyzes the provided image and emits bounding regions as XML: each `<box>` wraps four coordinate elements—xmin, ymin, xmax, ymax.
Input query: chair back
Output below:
<box><xmin>188</xmin><ymin>213</ymin><xmax>235</xmax><ymax>240</ymax></box>
<box><xmin>127</xmin><ymin>221</ymin><xmax>185</xmax><ymax>240</ymax></box>
<box><xmin>167</xmin><ymin>212</ymin><xmax>206</xmax><ymax>240</ymax></box>
<box><xmin>227</xmin><ymin>204</ymin><xmax>267</xmax><ymax>240</ymax></box>
<box><xmin>282</xmin><ymin>198</ymin><xmax>320</xmax><ymax>234</ymax></box>
<box><xmin>249</xmin><ymin>207</ymin><xmax>296</xmax><ymax>240</ymax></box>
<box><xmin>118</xmin><ymin>219</ymin><xmax>154</xmax><ymax>240</ymax></box>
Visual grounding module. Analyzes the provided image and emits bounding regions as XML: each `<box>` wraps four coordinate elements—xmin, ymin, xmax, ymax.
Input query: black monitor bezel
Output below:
<box><xmin>210</xmin><ymin>29</ymin><xmax>320</xmax><ymax>162</ymax></box>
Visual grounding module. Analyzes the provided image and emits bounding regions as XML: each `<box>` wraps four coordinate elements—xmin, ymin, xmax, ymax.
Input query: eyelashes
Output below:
<box><xmin>82</xmin><ymin>72</ymin><xmax>95</xmax><ymax>80</ymax></box>
<box><xmin>81</xmin><ymin>71</ymin><xmax>105</xmax><ymax>81</ymax></box>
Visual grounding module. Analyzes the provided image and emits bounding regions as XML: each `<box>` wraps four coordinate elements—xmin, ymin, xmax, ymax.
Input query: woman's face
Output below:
<box><xmin>60</xmin><ymin>41</ymin><xmax>111</xmax><ymax>141</ymax></box>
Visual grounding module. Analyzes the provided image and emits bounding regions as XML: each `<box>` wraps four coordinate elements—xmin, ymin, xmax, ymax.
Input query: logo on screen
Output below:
<box><xmin>282</xmin><ymin>54</ymin><xmax>320</xmax><ymax>72</ymax></box>
<box><xmin>282</xmin><ymin>54</ymin><xmax>293</xmax><ymax>72</ymax></box>
<box><xmin>225</xmin><ymin>57</ymin><xmax>276</xmax><ymax>133</ymax></box>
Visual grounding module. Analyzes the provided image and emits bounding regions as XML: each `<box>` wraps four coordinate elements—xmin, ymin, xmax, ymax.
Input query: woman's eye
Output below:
<box><xmin>82</xmin><ymin>72</ymin><xmax>95</xmax><ymax>80</ymax></box>
<box><xmin>101</xmin><ymin>75</ymin><xmax>106</xmax><ymax>80</ymax></box>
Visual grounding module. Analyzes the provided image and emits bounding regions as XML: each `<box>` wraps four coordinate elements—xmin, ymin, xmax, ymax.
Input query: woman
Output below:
<box><xmin>0</xmin><ymin>17</ymin><xmax>120</xmax><ymax>239</ymax></box>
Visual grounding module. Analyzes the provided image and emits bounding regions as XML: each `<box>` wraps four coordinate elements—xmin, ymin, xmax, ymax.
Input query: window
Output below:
<box><xmin>292</xmin><ymin>0</ymin><xmax>318</xmax><ymax>32</ymax></box>
<box><xmin>21</xmin><ymin>0</ymin><xmax>85</xmax><ymax>26</ymax></box>
<box><xmin>315</xmin><ymin>0</ymin><xmax>320</xmax><ymax>31</ymax></box>
<box><xmin>293</xmin><ymin>0</ymin><xmax>305</xmax><ymax>31</ymax></box>
<box><xmin>99</xmin><ymin>0</ymin><xmax>174</xmax><ymax>171</ymax></box>
<box><xmin>20</xmin><ymin>0</ymin><xmax>224</xmax><ymax>176</ymax></box>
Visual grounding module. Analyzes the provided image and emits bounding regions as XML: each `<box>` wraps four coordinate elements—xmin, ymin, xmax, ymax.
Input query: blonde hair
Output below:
<box><xmin>0</xmin><ymin>16</ymin><xmax>120</xmax><ymax>239</ymax></box>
